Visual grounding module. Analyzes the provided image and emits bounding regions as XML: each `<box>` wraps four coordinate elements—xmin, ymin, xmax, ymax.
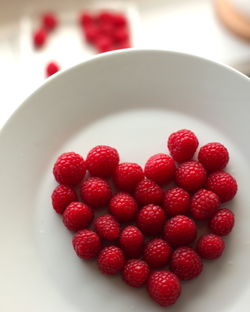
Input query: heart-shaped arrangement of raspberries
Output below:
<box><xmin>51</xmin><ymin>129</ymin><xmax>237</xmax><ymax>307</ymax></box>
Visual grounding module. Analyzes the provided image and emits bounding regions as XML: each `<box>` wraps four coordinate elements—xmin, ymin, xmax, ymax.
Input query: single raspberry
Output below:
<box><xmin>109</xmin><ymin>192</ymin><xmax>138</xmax><ymax>222</ymax></box>
<box><xmin>80</xmin><ymin>177</ymin><xmax>112</xmax><ymax>208</ymax></box>
<box><xmin>209</xmin><ymin>208</ymin><xmax>235</xmax><ymax>236</ymax></box>
<box><xmin>120</xmin><ymin>225</ymin><xmax>144</xmax><ymax>258</ymax></box>
<box><xmin>135</xmin><ymin>178</ymin><xmax>164</xmax><ymax>205</ymax></box>
<box><xmin>63</xmin><ymin>202</ymin><xmax>93</xmax><ymax>231</ymax></box>
<box><xmin>170</xmin><ymin>247</ymin><xmax>203</xmax><ymax>280</ymax></box>
<box><xmin>72</xmin><ymin>229</ymin><xmax>101</xmax><ymax>259</ymax></box>
<box><xmin>113</xmin><ymin>162</ymin><xmax>144</xmax><ymax>192</ymax></box>
<box><xmin>86</xmin><ymin>145</ymin><xmax>119</xmax><ymax>178</ymax></box>
<box><xmin>95</xmin><ymin>35</ymin><xmax>113</xmax><ymax>53</ymax></box>
<box><xmin>42</xmin><ymin>12</ymin><xmax>58</xmax><ymax>31</ymax></box>
<box><xmin>175</xmin><ymin>161</ymin><xmax>207</xmax><ymax>192</ymax></box>
<box><xmin>114</xmin><ymin>26</ymin><xmax>129</xmax><ymax>43</ymax></box>
<box><xmin>196</xmin><ymin>234</ymin><xmax>225</xmax><ymax>259</ymax></box>
<box><xmin>51</xmin><ymin>184</ymin><xmax>77</xmax><ymax>214</ymax></box>
<box><xmin>79</xmin><ymin>12</ymin><xmax>95</xmax><ymax>27</ymax></box>
<box><xmin>98</xmin><ymin>246</ymin><xmax>125</xmax><ymax>275</ymax></box>
<box><xmin>46</xmin><ymin>62</ymin><xmax>60</xmax><ymax>77</ymax></box>
<box><xmin>53</xmin><ymin>152</ymin><xmax>86</xmax><ymax>186</ymax></box>
<box><xmin>206</xmin><ymin>171</ymin><xmax>237</xmax><ymax>202</ymax></box>
<box><xmin>164</xmin><ymin>215</ymin><xmax>197</xmax><ymax>246</ymax></box>
<box><xmin>123</xmin><ymin>259</ymin><xmax>150</xmax><ymax>288</ymax></box>
<box><xmin>198</xmin><ymin>142</ymin><xmax>229</xmax><ymax>172</ymax></box>
<box><xmin>33</xmin><ymin>28</ymin><xmax>47</xmax><ymax>48</ymax></box>
<box><xmin>83</xmin><ymin>24</ymin><xmax>100</xmax><ymax>43</ymax></box>
<box><xmin>147</xmin><ymin>271</ymin><xmax>181</xmax><ymax>307</ymax></box>
<box><xmin>168</xmin><ymin>129</ymin><xmax>199</xmax><ymax>163</ymax></box>
<box><xmin>163</xmin><ymin>187</ymin><xmax>190</xmax><ymax>216</ymax></box>
<box><xmin>113</xmin><ymin>13</ymin><xmax>127</xmax><ymax>27</ymax></box>
<box><xmin>144</xmin><ymin>153</ymin><xmax>176</xmax><ymax>184</ymax></box>
<box><xmin>191</xmin><ymin>189</ymin><xmax>220</xmax><ymax>220</ymax></box>
<box><xmin>94</xmin><ymin>214</ymin><xmax>120</xmax><ymax>241</ymax></box>
<box><xmin>137</xmin><ymin>204</ymin><xmax>166</xmax><ymax>236</ymax></box>
<box><xmin>144</xmin><ymin>238</ymin><xmax>173</xmax><ymax>268</ymax></box>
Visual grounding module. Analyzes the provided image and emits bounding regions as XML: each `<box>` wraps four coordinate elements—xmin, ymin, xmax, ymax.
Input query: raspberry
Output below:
<box><xmin>144</xmin><ymin>238</ymin><xmax>173</xmax><ymax>268</ymax></box>
<box><xmin>53</xmin><ymin>152</ymin><xmax>86</xmax><ymax>186</ymax></box>
<box><xmin>33</xmin><ymin>28</ymin><xmax>47</xmax><ymax>48</ymax></box>
<box><xmin>209</xmin><ymin>208</ymin><xmax>235</xmax><ymax>236</ymax></box>
<box><xmin>79</xmin><ymin>12</ymin><xmax>94</xmax><ymax>27</ymax></box>
<box><xmin>113</xmin><ymin>162</ymin><xmax>144</xmax><ymax>192</ymax></box>
<box><xmin>114</xmin><ymin>26</ymin><xmax>129</xmax><ymax>43</ymax></box>
<box><xmin>135</xmin><ymin>178</ymin><xmax>164</xmax><ymax>205</ymax></box>
<box><xmin>109</xmin><ymin>192</ymin><xmax>138</xmax><ymax>222</ymax></box>
<box><xmin>95</xmin><ymin>35</ymin><xmax>113</xmax><ymax>53</ymax></box>
<box><xmin>123</xmin><ymin>259</ymin><xmax>150</xmax><ymax>288</ymax></box>
<box><xmin>51</xmin><ymin>184</ymin><xmax>77</xmax><ymax>214</ymax></box>
<box><xmin>80</xmin><ymin>177</ymin><xmax>112</xmax><ymax>208</ymax></box>
<box><xmin>147</xmin><ymin>271</ymin><xmax>181</xmax><ymax>307</ymax></box>
<box><xmin>83</xmin><ymin>24</ymin><xmax>100</xmax><ymax>43</ymax></box>
<box><xmin>196</xmin><ymin>234</ymin><xmax>225</xmax><ymax>259</ymax></box>
<box><xmin>168</xmin><ymin>129</ymin><xmax>199</xmax><ymax>163</ymax></box>
<box><xmin>137</xmin><ymin>204</ymin><xmax>166</xmax><ymax>236</ymax></box>
<box><xmin>144</xmin><ymin>153</ymin><xmax>176</xmax><ymax>184</ymax></box>
<box><xmin>86</xmin><ymin>145</ymin><xmax>119</xmax><ymax>177</ymax></box>
<box><xmin>94</xmin><ymin>214</ymin><xmax>120</xmax><ymax>241</ymax></box>
<box><xmin>164</xmin><ymin>215</ymin><xmax>197</xmax><ymax>246</ymax></box>
<box><xmin>175</xmin><ymin>161</ymin><xmax>207</xmax><ymax>192</ymax></box>
<box><xmin>72</xmin><ymin>229</ymin><xmax>101</xmax><ymax>259</ymax></box>
<box><xmin>198</xmin><ymin>142</ymin><xmax>229</xmax><ymax>172</ymax></box>
<box><xmin>42</xmin><ymin>12</ymin><xmax>58</xmax><ymax>31</ymax></box>
<box><xmin>46</xmin><ymin>62</ymin><xmax>60</xmax><ymax>77</ymax></box>
<box><xmin>206</xmin><ymin>171</ymin><xmax>238</xmax><ymax>202</ymax></box>
<box><xmin>99</xmin><ymin>22</ymin><xmax>115</xmax><ymax>37</ymax></box>
<box><xmin>170</xmin><ymin>247</ymin><xmax>203</xmax><ymax>280</ymax></box>
<box><xmin>163</xmin><ymin>187</ymin><xmax>190</xmax><ymax>216</ymax></box>
<box><xmin>120</xmin><ymin>225</ymin><xmax>144</xmax><ymax>258</ymax></box>
<box><xmin>63</xmin><ymin>202</ymin><xmax>93</xmax><ymax>231</ymax></box>
<box><xmin>98</xmin><ymin>246</ymin><xmax>125</xmax><ymax>275</ymax></box>
<box><xmin>113</xmin><ymin>13</ymin><xmax>127</xmax><ymax>27</ymax></box>
<box><xmin>191</xmin><ymin>189</ymin><xmax>220</xmax><ymax>220</ymax></box>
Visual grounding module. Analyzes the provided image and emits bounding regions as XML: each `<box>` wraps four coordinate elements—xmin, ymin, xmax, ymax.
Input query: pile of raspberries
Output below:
<box><xmin>51</xmin><ymin>129</ymin><xmax>237</xmax><ymax>307</ymax></box>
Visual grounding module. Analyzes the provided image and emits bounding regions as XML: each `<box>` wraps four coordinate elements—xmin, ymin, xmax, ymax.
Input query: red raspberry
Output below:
<box><xmin>144</xmin><ymin>153</ymin><xmax>176</xmax><ymax>184</ymax></box>
<box><xmin>209</xmin><ymin>208</ymin><xmax>235</xmax><ymax>236</ymax></box>
<box><xmin>120</xmin><ymin>225</ymin><xmax>144</xmax><ymax>258</ymax></box>
<box><xmin>191</xmin><ymin>189</ymin><xmax>220</xmax><ymax>220</ymax></box>
<box><xmin>86</xmin><ymin>145</ymin><xmax>119</xmax><ymax>178</ymax></box>
<box><xmin>51</xmin><ymin>184</ymin><xmax>77</xmax><ymax>214</ymax></box>
<box><xmin>137</xmin><ymin>204</ymin><xmax>166</xmax><ymax>236</ymax></box>
<box><xmin>170</xmin><ymin>247</ymin><xmax>203</xmax><ymax>280</ymax></box>
<box><xmin>113</xmin><ymin>162</ymin><xmax>144</xmax><ymax>192</ymax></box>
<box><xmin>72</xmin><ymin>229</ymin><xmax>101</xmax><ymax>259</ymax></box>
<box><xmin>163</xmin><ymin>187</ymin><xmax>190</xmax><ymax>216</ymax></box>
<box><xmin>206</xmin><ymin>171</ymin><xmax>237</xmax><ymax>202</ymax></box>
<box><xmin>33</xmin><ymin>28</ymin><xmax>47</xmax><ymax>48</ymax></box>
<box><xmin>79</xmin><ymin>12</ymin><xmax>95</xmax><ymax>27</ymax></box>
<box><xmin>99</xmin><ymin>22</ymin><xmax>115</xmax><ymax>37</ymax></box>
<box><xmin>98</xmin><ymin>246</ymin><xmax>125</xmax><ymax>275</ymax></box>
<box><xmin>147</xmin><ymin>271</ymin><xmax>181</xmax><ymax>307</ymax></box>
<box><xmin>123</xmin><ymin>259</ymin><xmax>150</xmax><ymax>288</ymax></box>
<box><xmin>109</xmin><ymin>192</ymin><xmax>138</xmax><ymax>222</ymax></box>
<box><xmin>198</xmin><ymin>142</ymin><xmax>229</xmax><ymax>172</ymax></box>
<box><xmin>175</xmin><ymin>161</ymin><xmax>207</xmax><ymax>192</ymax></box>
<box><xmin>42</xmin><ymin>12</ymin><xmax>58</xmax><ymax>31</ymax></box>
<box><xmin>94</xmin><ymin>214</ymin><xmax>120</xmax><ymax>241</ymax></box>
<box><xmin>46</xmin><ymin>62</ymin><xmax>60</xmax><ymax>77</ymax></box>
<box><xmin>113</xmin><ymin>13</ymin><xmax>127</xmax><ymax>27</ymax></box>
<box><xmin>196</xmin><ymin>234</ymin><xmax>225</xmax><ymax>259</ymax></box>
<box><xmin>83</xmin><ymin>24</ymin><xmax>100</xmax><ymax>43</ymax></box>
<box><xmin>135</xmin><ymin>178</ymin><xmax>164</xmax><ymax>205</ymax></box>
<box><xmin>95</xmin><ymin>35</ymin><xmax>113</xmax><ymax>53</ymax></box>
<box><xmin>168</xmin><ymin>129</ymin><xmax>199</xmax><ymax>163</ymax></box>
<box><xmin>144</xmin><ymin>238</ymin><xmax>173</xmax><ymax>268</ymax></box>
<box><xmin>164</xmin><ymin>215</ymin><xmax>197</xmax><ymax>246</ymax></box>
<box><xmin>53</xmin><ymin>152</ymin><xmax>86</xmax><ymax>186</ymax></box>
<box><xmin>63</xmin><ymin>202</ymin><xmax>93</xmax><ymax>231</ymax></box>
<box><xmin>114</xmin><ymin>26</ymin><xmax>129</xmax><ymax>43</ymax></box>
<box><xmin>80</xmin><ymin>177</ymin><xmax>112</xmax><ymax>208</ymax></box>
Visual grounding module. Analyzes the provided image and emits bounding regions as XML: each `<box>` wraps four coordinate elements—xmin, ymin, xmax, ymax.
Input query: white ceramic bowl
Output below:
<box><xmin>0</xmin><ymin>49</ymin><xmax>250</xmax><ymax>312</ymax></box>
